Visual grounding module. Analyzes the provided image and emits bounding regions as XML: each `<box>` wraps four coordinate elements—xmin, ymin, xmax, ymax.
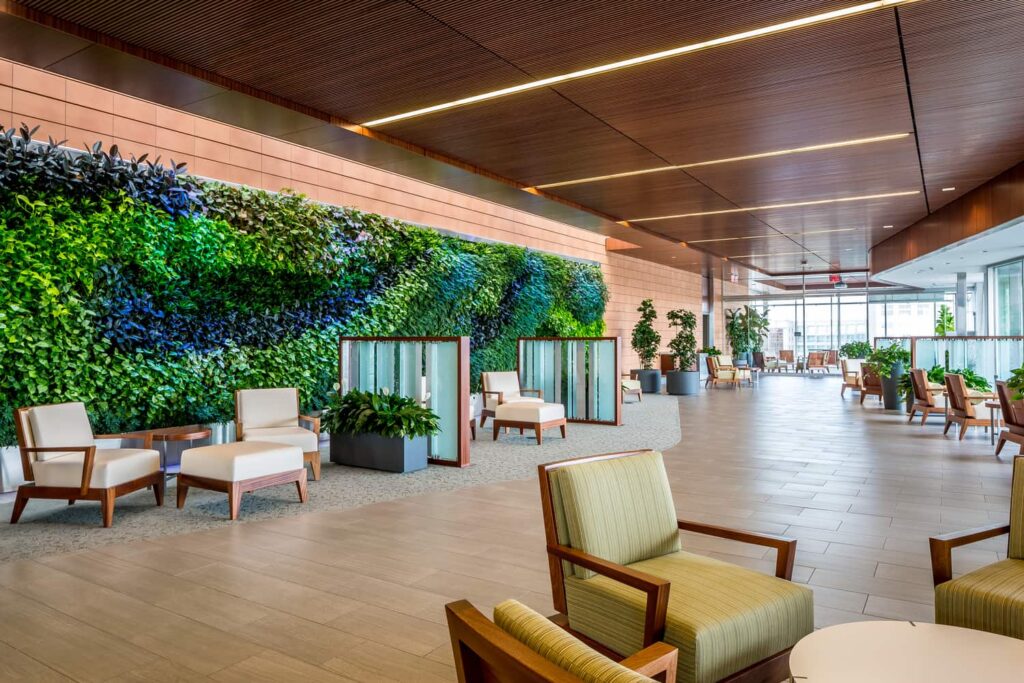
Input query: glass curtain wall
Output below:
<box><xmin>990</xmin><ymin>260</ymin><xmax>1024</xmax><ymax>335</ymax></box>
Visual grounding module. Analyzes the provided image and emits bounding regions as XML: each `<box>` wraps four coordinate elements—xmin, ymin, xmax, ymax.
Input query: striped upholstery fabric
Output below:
<box><xmin>565</xmin><ymin>551</ymin><xmax>814</xmax><ymax>683</ymax></box>
<box><xmin>935</xmin><ymin>559</ymin><xmax>1024</xmax><ymax>639</ymax></box>
<box><xmin>494</xmin><ymin>599</ymin><xmax>654</xmax><ymax>683</ymax></box>
<box><xmin>1010</xmin><ymin>456</ymin><xmax>1024</xmax><ymax>560</ymax></box>
<box><xmin>555</xmin><ymin>451</ymin><xmax>680</xmax><ymax>579</ymax></box>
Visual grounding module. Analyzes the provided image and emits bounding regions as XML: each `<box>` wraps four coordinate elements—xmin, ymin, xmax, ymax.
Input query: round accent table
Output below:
<box><xmin>789</xmin><ymin>621</ymin><xmax>1024</xmax><ymax>682</ymax></box>
<box><xmin>150</xmin><ymin>425</ymin><xmax>212</xmax><ymax>477</ymax></box>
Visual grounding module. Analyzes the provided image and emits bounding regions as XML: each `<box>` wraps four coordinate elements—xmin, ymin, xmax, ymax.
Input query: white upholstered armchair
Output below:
<box><xmin>11</xmin><ymin>402</ymin><xmax>164</xmax><ymax>527</ymax></box>
<box><xmin>479</xmin><ymin>371</ymin><xmax>543</xmax><ymax>428</ymax></box>
<box><xmin>235</xmin><ymin>388</ymin><xmax>322</xmax><ymax>480</ymax></box>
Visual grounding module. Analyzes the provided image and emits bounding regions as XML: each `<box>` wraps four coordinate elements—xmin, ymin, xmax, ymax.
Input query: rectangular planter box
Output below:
<box><xmin>329</xmin><ymin>432</ymin><xmax>428</xmax><ymax>473</ymax></box>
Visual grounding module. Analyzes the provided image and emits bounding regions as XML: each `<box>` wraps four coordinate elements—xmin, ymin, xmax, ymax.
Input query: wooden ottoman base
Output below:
<box><xmin>177</xmin><ymin>469</ymin><xmax>307</xmax><ymax>520</ymax></box>
<box><xmin>492</xmin><ymin>418</ymin><xmax>567</xmax><ymax>445</ymax></box>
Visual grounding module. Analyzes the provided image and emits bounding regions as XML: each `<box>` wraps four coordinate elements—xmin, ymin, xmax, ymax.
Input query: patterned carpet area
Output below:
<box><xmin>0</xmin><ymin>394</ymin><xmax>681</xmax><ymax>560</ymax></box>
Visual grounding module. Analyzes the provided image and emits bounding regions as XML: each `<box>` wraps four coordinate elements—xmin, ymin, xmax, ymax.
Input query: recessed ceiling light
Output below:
<box><xmin>626</xmin><ymin>190</ymin><xmax>920</xmax><ymax>222</ymax></box>
<box><xmin>883</xmin><ymin>224</ymin><xmax>894</xmax><ymax>229</ymax></box>
<box><xmin>360</xmin><ymin>0</ymin><xmax>918</xmax><ymax>127</ymax></box>
<box><xmin>527</xmin><ymin>134</ymin><xmax>911</xmax><ymax>190</ymax></box>
<box><xmin>942</xmin><ymin>187</ymin><xmax>956</xmax><ymax>192</ymax></box>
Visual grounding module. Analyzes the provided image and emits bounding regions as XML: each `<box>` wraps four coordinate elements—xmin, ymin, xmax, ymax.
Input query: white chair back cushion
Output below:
<box><xmin>237</xmin><ymin>388</ymin><xmax>299</xmax><ymax>429</ymax></box>
<box><xmin>484</xmin><ymin>371</ymin><xmax>522</xmax><ymax>399</ymax></box>
<box><xmin>719</xmin><ymin>355</ymin><xmax>734</xmax><ymax>366</ymax></box>
<box><xmin>846</xmin><ymin>359</ymin><xmax>862</xmax><ymax>373</ymax></box>
<box><xmin>26</xmin><ymin>402</ymin><xmax>95</xmax><ymax>461</ymax></box>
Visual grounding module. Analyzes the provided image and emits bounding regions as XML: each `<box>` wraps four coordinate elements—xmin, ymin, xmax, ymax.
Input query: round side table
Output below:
<box><xmin>789</xmin><ymin>620</ymin><xmax>1024</xmax><ymax>682</ymax></box>
<box><xmin>150</xmin><ymin>425</ymin><xmax>212</xmax><ymax>476</ymax></box>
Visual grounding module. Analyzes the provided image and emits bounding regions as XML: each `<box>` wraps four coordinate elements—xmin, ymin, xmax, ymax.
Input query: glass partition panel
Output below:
<box><xmin>518</xmin><ymin>337</ymin><xmax>622</xmax><ymax>425</ymax></box>
<box><xmin>891</xmin><ymin>336</ymin><xmax>1024</xmax><ymax>385</ymax></box>
<box><xmin>339</xmin><ymin>336</ymin><xmax>469</xmax><ymax>466</ymax></box>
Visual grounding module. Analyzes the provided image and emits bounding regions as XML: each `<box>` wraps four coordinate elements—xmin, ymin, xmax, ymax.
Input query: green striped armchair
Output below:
<box><xmin>538</xmin><ymin>450</ymin><xmax>813</xmax><ymax>683</ymax></box>
<box><xmin>930</xmin><ymin>455</ymin><xmax>1024</xmax><ymax>639</ymax></box>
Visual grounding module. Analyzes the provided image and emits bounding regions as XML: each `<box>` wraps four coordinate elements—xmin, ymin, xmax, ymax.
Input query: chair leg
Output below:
<box><xmin>637</xmin><ymin>392</ymin><xmax>642</xmax><ymax>402</ymax></box>
<box><xmin>177</xmin><ymin>481</ymin><xmax>190</xmax><ymax>508</ymax></box>
<box><xmin>493</xmin><ymin>423</ymin><xmax>500</xmax><ymax>440</ymax></box>
<box><xmin>68</xmin><ymin>499</ymin><xmax>75</xmax><ymax>505</ymax></box>
<box><xmin>560</xmin><ymin>424</ymin><xmax>566</xmax><ymax>438</ymax></box>
<box><xmin>101</xmin><ymin>490</ymin><xmax>116</xmax><ymax>528</ymax></box>
<box><xmin>841</xmin><ymin>385</ymin><xmax>846</xmax><ymax>397</ymax></box>
<box><xmin>535</xmin><ymin>423</ymin><xmax>543</xmax><ymax>446</ymax></box>
<box><xmin>907</xmin><ymin>407</ymin><xmax>917</xmax><ymax>424</ymax></box>
<box><xmin>860</xmin><ymin>391</ymin><xmax>866</xmax><ymax>405</ymax></box>
<box><xmin>479</xmin><ymin>414</ymin><xmax>488</xmax><ymax>428</ymax></box>
<box><xmin>153</xmin><ymin>478</ymin><xmax>165</xmax><ymax>506</ymax></box>
<box><xmin>959</xmin><ymin>423</ymin><xmax>968</xmax><ymax>441</ymax></box>
<box><xmin>10</xmin><ymin>489</ymin><xmax>29</xmax><ymax>524</ymax></box>
<box><xmin>996</xmin><ymin>433</ymin><xmax>1007</xmax><ymax>455</ymax></box>
<box><xmin>306</xmin><ymin>452</ymin><xmax>321</xmax><ymax>481</ymax></box>
<box><xmin>228</xmin><ymin>482</ymin><xmax>242</xmax><ymax>521</ymax></box>
<box><xmin>296</xmin><ymin>476</ymin><xmax>308</xmax><ymax>504</ymax></box>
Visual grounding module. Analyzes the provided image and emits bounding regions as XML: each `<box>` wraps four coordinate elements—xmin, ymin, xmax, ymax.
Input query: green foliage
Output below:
<box><xmin>725</xmin><ymin>306</ymin><xmax>769</xmax><ymax>355</ymax></box>
<box><xmin>321</xmin><ymin>388</ymin><xmax>439</xmax><ymax>439</ymax></box>
<box><xmin>1006</xmin><ymin>366</ymin><xmax>1024</xmax><ymax>400</ymax></box>
<box><xmin>839</xmin><ymin>341</ymin><xmax>872</xmax><ymax>359</ymax></box>
<box><xmin>864</xmin><ymin>342</ymin><xmax>911</xmax><ymax>379</ymax></box>
<box><xmin>925</xmin><ymin>365</ymin><xmax>991</xmax><ymax>391</ymax></box>
<box><xmin>699</xmin><ymin>346</ymin><xmax>722</xmax><ymax>357</ymax></box>
<box><xmin>630</xmin><ymin>299</ymin><xmax>661</xmax><ymax>370</ymax></box>
<box><xmin>666</xmin><ymin>309</ymin><xmax>698</xmax><ymax>372</ymax></box>
<box><xmin>935</xmin><ymin>304</ymin><xmax>955</xmax><ymax>336</ymax></box>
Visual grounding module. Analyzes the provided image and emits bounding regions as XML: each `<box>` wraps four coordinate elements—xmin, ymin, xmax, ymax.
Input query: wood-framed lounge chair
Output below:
<box><xmin>860</xmin><ymin>367</ymin><xmax>884</xmax><ymax>405</ymax></box>
<box><xmin>943</xmin><ymin>373</ymin><xmax>991</xmax><ymax>441</ymax></box>
<box><xmin>622</xmin><ymin>376</ymin><xmax>643</xmax><ymax>403</ymax></box>
<box><xmin>11</xmin><ymin>402</ymin><xmax>164</xmax><ymax>527</ymax></box>
<box><xmin>908</xmin><ymin>368</ymin><xmax>945</xmax><ymax>424</ymax></box>
<box><xmin>995</xmin><ymin>381</ymin><xmax>1024</xmax><ymax>456</ymax></box>
<box><xmin>446</xmin><ymin>599</ymin><xmax>678</xmax><ymax>683</ymax></box>
<box><xmin>840</xmin><ymin>359</ymin><xmax>862</xmax><ymax>397</ymax></box>
<box><xmin>235</xmin><ymin>387</ymin><xmax>322</xmax><ymax>480</ymax></box>
<box><xmin>805</xmin><ymin>351</ymin><xmax>827</xmax><ymax>374</ymax></box>
<box><xmin>480</xmin><ymin>371</ymin><xmax>543</xmax><ymax>428</ymax></box>
<box><xmin>705</xmin><ymin>355</ymin><xmax>746</xmax><ymax>389</ymax></box>
<box><xmin>537</xmin><ymin>450</ymin><xmax>812</xmax><ymax>683</ymax></box>
<box><xmin>823</xmin><ymin>350</ymin><xmax>840</xmax><ymax>373</ymax></box>
<box><xmin>929</xmin><ymin>455</ymin><xmax>1024</xmax><ymax>639</ymax></box>
<box><xmin>777</xmin><ymin>349</ymin><xmax>796</xmax><ymax>372</ymax></box>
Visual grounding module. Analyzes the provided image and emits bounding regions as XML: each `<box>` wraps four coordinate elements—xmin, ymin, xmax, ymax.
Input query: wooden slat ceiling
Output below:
<box><xmin>14</xmin><ymin>0</ymin><xmax>1024</xmax><ymax>276</ymax></box>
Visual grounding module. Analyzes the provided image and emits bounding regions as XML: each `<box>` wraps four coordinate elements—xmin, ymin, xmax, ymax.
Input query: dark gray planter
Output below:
<box><xmin>666</xmin><ymin>370</ymin><xmax>699</xmax><ymax>396</ymax></box>
<box><xmin>330</xmin><ymin>432</ymin><xmax>428</xmax><ymax>473</ymax></box>
<box><xmin>881</xmin><ymin>362</ymin><xmax>905</xmax><ymax>410</ymax></box>
<box><xmin>633</xmin><ymin>369</ymin><xmax>661</xmax><ymax>394</ymax></box>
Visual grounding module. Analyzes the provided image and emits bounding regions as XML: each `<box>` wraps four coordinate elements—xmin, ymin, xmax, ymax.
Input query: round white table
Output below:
<box><xmin>789</xmin><ymin>621</ymin><xmax>1024</xmax><ymax>682</ymax></box>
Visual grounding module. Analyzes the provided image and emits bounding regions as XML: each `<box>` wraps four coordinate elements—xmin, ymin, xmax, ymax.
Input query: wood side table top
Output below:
<box><xmin>790</xmin><ymin>621</ymin><xmax>1024</xmax><ymax>682</ymax></box>
<box><xmin>111</xmin><ymin>424</ymin><xmax>212</xmax><ymax>442</ymax></box>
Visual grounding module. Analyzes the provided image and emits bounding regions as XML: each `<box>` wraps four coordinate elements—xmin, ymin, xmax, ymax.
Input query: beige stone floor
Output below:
<box><xmin>0</xmin><ymin>375</ymin><xmax>1015</xmax><ymax>681</ymax></box>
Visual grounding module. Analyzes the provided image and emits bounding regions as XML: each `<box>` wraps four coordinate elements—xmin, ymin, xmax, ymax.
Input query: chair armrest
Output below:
<box><xmin>547</xmin><ymin>544</ymin><xmax>670</xmax><ymax>646</ymax></box>
<box><xmin>678</xmin><ymin>520</ymin><xmax>797</xmax><ymax>580</ymax></box>
<box><xmin>95</xmin><ymin>431</ymin><xmax>154</xmax><ymax>449</ymax></box>
<box><xmin>521</xmin><ymin>388</ymin><xmax>544</xmax><ymax>399</ymax></box>
<box><xmin>298</xmin><ymin>414</ymin><xmax>320</xmax><ymax>435</ymax></box>
<box><xmin>21</xmin><ymin>445</ymin><xmax>97</xmax><ymax>495</ymax></box>
<box><xmin>619</xmin><ymin>641</ymin><xmax>678</xmax><ymax>682</ymax></box>
<box><xmin>929</xmin><ymin>522</ymin><xmax>1010</xmax><ymax>586</ymax></box>
<box><xmin>482</xmin><ymin>390</ymin><xmax>504</xmax><ymax>405</ymax></box>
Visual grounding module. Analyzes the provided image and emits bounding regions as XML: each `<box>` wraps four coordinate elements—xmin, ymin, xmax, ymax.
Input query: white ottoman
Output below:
<box><xmin>178</xmin><ymin>441</ymin><xmax>306</xmax><ymax>520</ymax></box>
<box><xmin>493</xmin><ymin>402</ymin><xmax>567</xmax><ymax>445</ymax></box>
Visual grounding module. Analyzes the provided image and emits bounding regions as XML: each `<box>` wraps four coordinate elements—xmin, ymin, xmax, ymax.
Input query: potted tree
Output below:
<box><xmin>631</xmin><ymin>299</ymin><xmax>662</xmax><ymax>394</ymax></box>
<box><xmin>666</xmin><ymin>309</ymin><xmax>699</xmax><ymax>395</ymax></box>
<box><xmin>725</xmin><ymin>308</ymin><xmax>750</xmax><ymax>365</ymax></box>
<box><xmin>839</xmin><ymin>340</ymin><xmax>872</xmax><ymax>360</ymax></box>
<box><xmin>325</xmin><ymin>388</ymin><xmax>440</xmax><ymax>473</ymax></box>
<box><xmin>864</xmin><ymin>342</ymin><xmax>911</xmax><ymax>410</ymax></box>
<box><xmin>698</xmin><ymin>345</ymin><xmax>721</xmax><ymax>381</ymax></box>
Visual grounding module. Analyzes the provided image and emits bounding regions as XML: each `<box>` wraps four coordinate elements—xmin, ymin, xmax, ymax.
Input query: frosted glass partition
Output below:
<box><xmin>518</xmin><ymin>337</ymin><xmax>622</xmax><ymax>425</ymax></box>
<box><xmin>875</xmin><ymin>336</ymin><xmax>1024</xmax><ymax>384</ymax></box>
<box><xmin>338</xmin><ymin>336</ymin><xmax>470</xmax><ymax>467</ymax></box>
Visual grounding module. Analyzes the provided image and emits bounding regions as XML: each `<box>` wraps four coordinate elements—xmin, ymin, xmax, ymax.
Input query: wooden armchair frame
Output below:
<box><xmin>995</xmin><ymin>381</ymin><xmax>1024</xmax><ymax>456</ymax></box>
<box><xmin>943</xmin><ymin>374</ymin><xmax>989</xmax><ymax>441</ymax></box>
<box><xmin>840</xmin><ymin>359</ymin><xmax>862</xmax><ymax>398</ymax></box>
<box><xmin>480</xmin><ymin>372</ymin><xmax>543</xmax><ymax>427</ymax></box>
<box><xmin>908</xmin><ymin>368</ymin><xmax>944</xmax><ymax>425</ymax></box>
<box><xmin>776</xmin><ymin>350</ymin><xmax>796</xmax><ymax>372</ymax></box>
<box><xmin>860</xmin><ymin>368</ymin><xmax>883</xmax><ymax>405</ymax></box>
<box><xmin>235</xmin><ymin>388</ymin><xmax>321</xmax><ymax>480</ymax></box>
<box><xmin>446</xmin><ymin>600</ymin><xmax>678</xmax><ymax>683</ymax></box>
<box><xmin>537</xmin><ymin>451</ymin><xmax>798</xmax><ymax>683</ymax></box>
<box><xmin>929</xmin><ymin>521</ymin><xmax>1011</xmax><ymax>586</ymax></box>
<box><xmin>11</xmin><ymin>407</ymin><xmax>164</xmax><ymax>528</ymax></box>
<box><xmin>805</xmin><ymin>351</ymin><xmax>827</xmax><ymax>374</ymax></box>
<box><xmin>823</xmin><ymin>350</ymin><xmax>840</xmax><ymax>372</ymax></box>
<box><xmin>705</xmin><ymin>356</ymin><xmax>745</xmax><ymax>389</ymax></box>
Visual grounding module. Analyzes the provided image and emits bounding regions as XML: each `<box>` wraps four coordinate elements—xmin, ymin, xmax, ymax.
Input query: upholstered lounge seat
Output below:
<box><xmin>539</xmin><ymin>451</ymin><xmax>813</xmax><ymax>683</ymax></box>
<box><xmin>236</xmin><ymin>387</ymin><xmax>321</xmax><ymax>480</ymax></box>
<box><xmin>931</xmin><ymin>455</ymin><xmax>1024</xmax><ymax>640</ymax></box>
<box><xmin>480</xmin><ymin>371</ymin><xmax>544</xmax><ymax>428</ymax></box>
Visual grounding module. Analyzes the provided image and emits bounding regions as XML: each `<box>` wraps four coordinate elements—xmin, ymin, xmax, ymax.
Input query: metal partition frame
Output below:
<box><xmin>874</xmin><ymin>336</ymin><xmax>1024</xmax><ymax>382</ymax></box>
<box><xmin>517</xmin><ymin>337</ymin><xmax>622</xmax><ymax>426</ymax></box>
<box><xmin>338</xmin><ymin>336</ymin><xmax>470</xmax><ymax>468</ymax></box>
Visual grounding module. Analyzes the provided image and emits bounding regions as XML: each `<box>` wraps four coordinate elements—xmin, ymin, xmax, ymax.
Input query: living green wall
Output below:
<box><xmin>0</xmin><ymin>126</ymin><xmax>607</xmax><ymax>445</ymax></box>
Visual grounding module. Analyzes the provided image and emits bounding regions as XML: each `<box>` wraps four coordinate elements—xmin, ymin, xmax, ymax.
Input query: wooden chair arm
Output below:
<box><xmin>547</xmin><ymin>544</ymin><xmax>670</xmax><ymax>646</ymax></box>
<box><xmin>520</xmin><ymin>388</ymin><xmax>544</xmax><ymax>399</ymax></box>
<box><xmin>678</xmin><ymin>519</ymin><xmax>797</xmax><ymax>580</ymax></box>
<box><xmin>481</xmin><ymin>390</ymin><xmax>504</xmax><ymax>405</ymax></box>
<box><xmin>619</xmin><ymin>641</ymin><xmax>678</xmax><ymax>682</ymax></box>
<box><xmin>298</xmin><ymin>414</ymin><xmax>320</xmax><ymax>435</ymax></box>
<box><xmin>95</xmin><ymin>431</ymin><xmax>154</xmax><ymax>448</ymax></box>
<box><xmin>21</xmin><ymin>445</ymin><xmax>97</xmax><ymax>495</ymax></box>
<box><xmin>929</xmin><ymin>522</ymin><xmax>1010</xmax><ymax>586</ymax></box>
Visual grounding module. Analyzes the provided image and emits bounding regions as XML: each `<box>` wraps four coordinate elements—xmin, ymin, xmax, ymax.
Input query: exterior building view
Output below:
<box><xmin>1</xmin><ymin>1</ymin><xmax>1023</xmax><ymax>681</ymax></box>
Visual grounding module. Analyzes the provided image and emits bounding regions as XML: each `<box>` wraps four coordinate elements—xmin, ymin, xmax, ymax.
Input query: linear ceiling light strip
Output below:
<box><xmin>688</xmin><ymin>227</ymin><xmax>858</xmax><ymax>243</ymax></box>
<box><xmin>361</xmin><ymin>0</ymin><xmax>917</xmax><ymax>127</ymax></box>
<box><xmin>625</xmin><ymin>190</ymin><xmax>920</xmax><ymax>222</ymax></box>
<box><xmin>530</xmin><ymin>133</ymin><xmax>910</xmax><ymax>189</ymax></box>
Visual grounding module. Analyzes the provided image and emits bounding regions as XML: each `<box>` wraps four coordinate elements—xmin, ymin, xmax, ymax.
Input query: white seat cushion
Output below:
<box><xmin>33</xmin><ymin>448</ymin><xmax>160</xmax><ymax>488</ymax></box>
<box><xmin>621</xmin><ymin>379</ymin><xmax>642</xmax><ymax>391</ymax></box>
<box><xmin>495</xmin><ymin>402</ymin><xmax>565</xmax><ymax>423</ymax></box>
<box><xmin>484</xmin><ymin>395</ymin><xmax>543</xmax><ymax>411</ymax></box>
<box><xmin>26</xmin><ymin>402</ymin><xmax>95</xmax><ymax>461</ymax></box>
<box><xmin>180</xmin><ymin>442</ymin><xmax>302</xmax><ymax>482</ymax></box>
<box><xmin>243</xmin><ymin>426</ymin><xmax>318</xmax><ymax>453</ymax></box>
<box><xmin>237</xmin><ymin>388</ymin><xmax>299</xmax><ymax>428</ymax></box>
